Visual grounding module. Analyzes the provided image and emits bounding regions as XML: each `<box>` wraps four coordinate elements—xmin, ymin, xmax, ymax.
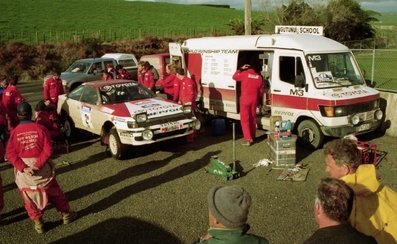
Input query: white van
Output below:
<box><xmin>169</xmin><ymin>34</ymin><xmax>383</xmax><ymax>149</ymax></box>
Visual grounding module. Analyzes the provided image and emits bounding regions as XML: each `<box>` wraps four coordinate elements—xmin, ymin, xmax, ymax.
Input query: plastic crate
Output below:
<box><xmin>357</xmin><ymin>141</ymin><xmax>377</xmax><ymax>165</ymax></box>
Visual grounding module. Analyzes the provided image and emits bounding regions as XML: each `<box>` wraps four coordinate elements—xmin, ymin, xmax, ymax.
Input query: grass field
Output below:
<box><xmin>0</xmin><ymin>0</ymin><xmax>246</xmax><ymax>41</ymax></box>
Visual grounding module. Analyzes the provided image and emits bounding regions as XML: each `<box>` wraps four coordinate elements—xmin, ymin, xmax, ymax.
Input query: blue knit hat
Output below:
<box><xmin>207</xmin><ymin>185</ymin><xmax>251</xmax><ymax>228</ymax></box>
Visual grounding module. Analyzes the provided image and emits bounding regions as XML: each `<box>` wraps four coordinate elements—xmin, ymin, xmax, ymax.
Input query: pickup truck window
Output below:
<box><xmin>66</xmin><ymin>62</ymin><xmax>90</xmax><ymax>73</ymax></box>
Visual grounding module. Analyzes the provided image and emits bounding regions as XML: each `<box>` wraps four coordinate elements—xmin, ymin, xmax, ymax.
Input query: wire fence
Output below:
<box><xmin>352</xmin><ymin>49</ymin><xmax>397</xmax><ymax>92</ymax></box>
<box><xmin>0</xmin><ymin>28</ymin><xmax>226</xmax><ymax>44</ymax></box>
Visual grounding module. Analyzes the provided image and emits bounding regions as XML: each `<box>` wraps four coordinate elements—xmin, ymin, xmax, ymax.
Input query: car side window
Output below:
<box><xmin>80</xmin><ymin>87</ymin><xmax>99</xmax><ymax>105</ymax></box>
<box><xmin>68</xmin><ymin>85</ymin><xmax>84</xmax><ymax>100</ymax></box>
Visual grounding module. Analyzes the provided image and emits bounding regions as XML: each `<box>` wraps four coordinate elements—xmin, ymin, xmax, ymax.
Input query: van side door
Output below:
<box><xmin>271</xmin><ymin>50</ymin><xmax>308</xmax><ymax>120</ymax></box>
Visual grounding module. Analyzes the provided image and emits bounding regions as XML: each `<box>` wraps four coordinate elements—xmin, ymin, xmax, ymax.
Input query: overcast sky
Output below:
<box><xmin>151</xmin><ymin>0</ymin><xmax>397</xmax><ymax>12</ymax></box>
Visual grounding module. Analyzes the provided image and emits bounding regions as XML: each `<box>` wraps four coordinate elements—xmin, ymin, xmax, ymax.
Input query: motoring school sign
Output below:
<box><xmin>275</xmin><ymin>25</ymin><xmax>324</xmax><ymax>36</ymax></box>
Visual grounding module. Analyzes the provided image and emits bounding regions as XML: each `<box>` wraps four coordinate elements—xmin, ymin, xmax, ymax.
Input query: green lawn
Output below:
<box><xmin>0</xmin><ymin>0</ymin><xmax>245</xmax><ymax>42</ymax></box>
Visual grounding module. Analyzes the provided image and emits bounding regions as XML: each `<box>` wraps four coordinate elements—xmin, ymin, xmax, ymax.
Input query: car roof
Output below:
<box><xmin>102</xmin><ymin>53</ymin><xmax>136</xmax><ymax>60</ymax></box>
<box><xmin>84</xmin><ymin>79</ymin><xmax>137</xmax><ymax>88</ymax></box>
<box><xmin>75</xmin><ymin>57</ymin><xmax>116</xmax><ymax>63</ymax></box>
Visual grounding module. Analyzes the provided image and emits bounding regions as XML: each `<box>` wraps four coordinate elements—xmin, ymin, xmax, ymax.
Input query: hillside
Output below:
<box><xmin>0</xmin><ymin>0</ymin><xmax>244</xmax><ymax>41</ymax></box>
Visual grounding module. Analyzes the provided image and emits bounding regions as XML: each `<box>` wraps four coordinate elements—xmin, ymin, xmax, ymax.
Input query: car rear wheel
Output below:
<box><xmin>109</xmin><ymin>128</ymin><xmax>127</xmax><ymax>159</ymax></box>
<box><xmin>297</xmin><ymin>119</ymin><xmax>324</xmax><ymax>149</ymax></box>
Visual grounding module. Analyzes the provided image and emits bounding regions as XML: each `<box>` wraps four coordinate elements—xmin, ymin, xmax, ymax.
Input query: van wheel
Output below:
<box><xmin>297</xmin><ymin>120</ymin><xmax>324</xmax><ymax>149</ymax></box>
<box><xmin>108</xmin><ymin>128</ymin><xmax>127</xmax><ymax>159</ymax></box>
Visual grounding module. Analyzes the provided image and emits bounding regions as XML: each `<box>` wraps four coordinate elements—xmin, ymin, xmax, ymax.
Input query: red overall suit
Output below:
<box><xmin>6</xmin><ymin>120</ymin><xmax>70</xmax><ymax>220</ymax></box>
<box><xmin>2</xmin><ymin>85</ymin><xmax>24</xmax><ymax>130</ymax></box>
<box><xmin>35</xmin><ymin>110</ymin><xmax>61</xmax><ymax>140</ymax></box>
<box><xmin>232</xmin><ymin>68</ymin><xmax>264</xmax><ymax>142</ymax></box>
<box><xmin>0</xmin><ymin>142</ymin><xmax>4</xmax><ymax>213</ymax></box>
<box><xmin>43</xmin><ymin>76</ymin><xmax>64</xmax><ymax>107</ymax></box>
<box><xmin>161</xmin><ymin>73</ymin><xmax>177</xmax><ymax>98</ymax></box>
<box><xmin>116</xmin><ymin>69</ymin><xmax>132</xmax><ymax>80</ymax></box>
<box><xmin>140</xmin><ymin>69</ymin><xmax>155</xmax><ymax>92</ymax></box>
<box><xmin>173</xmin><ymin>76</ymin><xmax>197</xmax><ymax>111</ymax></box>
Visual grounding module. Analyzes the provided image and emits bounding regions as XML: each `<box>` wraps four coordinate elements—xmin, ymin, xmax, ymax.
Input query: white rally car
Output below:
<box><xmin>57</xmin><ymin>79</ymin><xmax>200</xmax><ymax>159</ymax></box>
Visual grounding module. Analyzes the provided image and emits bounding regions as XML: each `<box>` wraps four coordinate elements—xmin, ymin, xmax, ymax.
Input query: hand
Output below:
<box><xmin>44</xmin><ymin>100</ymin><xmax>51</xmax><ymax>106</ymax></box>
<box><xmin>200</xmin><ymin>232</ymin><xmax>212</xmax><ymax>242</ymax></box>
<box><xmin>241</xmin><ymin>64</ymin><xmax>250</xmax><ymax>70</ymax></box>
<box><xmin>23</xmin><ymin>167</ymin><xmax>34</xmax><ymax>176</ymax></box>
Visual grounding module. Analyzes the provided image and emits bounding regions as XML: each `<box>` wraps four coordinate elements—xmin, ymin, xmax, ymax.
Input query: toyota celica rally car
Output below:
<box><xmin>57</xmin><ymin>79</ymin><xmax>200</xmax><ymax>159</ymax></box>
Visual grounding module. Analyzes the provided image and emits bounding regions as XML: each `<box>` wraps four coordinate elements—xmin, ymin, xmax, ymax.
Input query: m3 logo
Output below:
<box><xmin>290</xmin><ymin>89</ymin><xmax>304</xmax><ymax>96</ymax></box>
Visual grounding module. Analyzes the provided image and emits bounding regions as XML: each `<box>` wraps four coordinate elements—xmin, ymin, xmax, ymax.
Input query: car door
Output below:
<box><xmin>78</xmin><ymin>86</ymin><xmax>103</xmax><ymax>135</ymax></box>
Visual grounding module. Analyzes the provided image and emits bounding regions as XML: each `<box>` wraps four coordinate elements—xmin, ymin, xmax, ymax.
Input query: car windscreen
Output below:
<box><xmin>66</xmin><ymin>61</ymin><xmax>90</xmax><ymax>73</ymax></box>
<box><xmin>99</xmin><ymin>82</ymin><xmax>155</xmax><ymax>104</ymax></box>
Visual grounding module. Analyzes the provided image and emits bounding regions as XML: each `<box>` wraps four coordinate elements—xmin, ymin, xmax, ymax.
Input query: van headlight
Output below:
<box><xmin>134</xmin><ymin>112</ymin><xmax>148</xmax><ymax>123</ymax></box>
<box><xmin>320</xmin><ymin>105</ymin><xmax>347</xmax><ymax>117</ymax></box>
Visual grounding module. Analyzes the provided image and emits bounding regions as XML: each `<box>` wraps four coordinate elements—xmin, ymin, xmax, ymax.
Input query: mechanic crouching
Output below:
<box><xmin>6</xmin><ymin>102</ymin><xmax>77</xmax><ymax>233</ymax></box>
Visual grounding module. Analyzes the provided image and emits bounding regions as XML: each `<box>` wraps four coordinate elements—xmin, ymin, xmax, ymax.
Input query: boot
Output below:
<box><xmin>62</xmin><ymin>211</ymin><xmax>77</xmax><ymax>224</ymax></box>
<box><xmin>33</xmin><ymin>217</ymin><xmax>44</xmax><ymax>234</ymax></box>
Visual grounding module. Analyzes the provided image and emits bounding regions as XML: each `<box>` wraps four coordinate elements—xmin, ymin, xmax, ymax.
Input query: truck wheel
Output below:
<box><xmin>63</xmin><ymin>116</ymin><xmax>75</xmax><ymax>139</ymax></box>
<box><xmin>108</xmin><ymin>128</ymin><xmax>127</xmax><ymax>159</ymax></box>
<box><xmin>297</xmin><ymin>119</ymin><xmax>324</xmax><ymax>149</ymax></box>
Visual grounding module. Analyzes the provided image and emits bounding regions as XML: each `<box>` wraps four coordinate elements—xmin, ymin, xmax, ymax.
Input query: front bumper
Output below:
<box><xmin>321</xmin><ymin>119</ymin><xmax>381</xmax><ymax>137</ymax></box>
<box><xmin>117</xmin><ymin>118</ymin><xmax>200</xmax><ymax>146</ymax></box>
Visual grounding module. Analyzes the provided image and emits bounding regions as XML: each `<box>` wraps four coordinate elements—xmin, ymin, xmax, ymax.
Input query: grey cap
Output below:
<box><xmin>207</xmin><ymin>185</ymin><xmax>251</xmax><ymax>228</ymax></box>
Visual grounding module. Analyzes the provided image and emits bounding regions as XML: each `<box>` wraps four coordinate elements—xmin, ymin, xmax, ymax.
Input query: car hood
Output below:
<box><xmin>101</xmin><ymin>98</ymin><xmax>183</xmax><ymax>119</ymax></box>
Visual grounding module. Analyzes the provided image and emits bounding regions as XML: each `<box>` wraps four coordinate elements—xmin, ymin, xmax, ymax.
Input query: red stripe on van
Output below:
<box><xmin>272</xmin><ymin>93</ymin><xmax>379</xmax><ymax>111</ymax></box>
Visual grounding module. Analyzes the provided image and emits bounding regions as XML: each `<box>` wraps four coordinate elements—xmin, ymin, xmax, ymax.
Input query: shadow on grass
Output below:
<box><xmin>75</xmin><ymin>150</ymin><xmax>220</xmax><ymax>218</ymax></box>
<box><xmin>50</xmin><ymin>217</ymin><xmax>181</xmax><ymax>244</ymax></box>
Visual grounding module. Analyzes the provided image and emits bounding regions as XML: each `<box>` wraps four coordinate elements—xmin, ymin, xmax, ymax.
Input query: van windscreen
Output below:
<box><xmin>306</xmin><ymin>52</ymin><xmax>365</xmax><ymax>88</ymax></box>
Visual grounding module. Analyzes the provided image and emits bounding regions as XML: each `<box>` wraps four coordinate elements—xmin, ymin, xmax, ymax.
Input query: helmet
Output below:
<box><xmin>17</xmin><ymin>102</ymin><xmax>32</xmax><ymax>117</ymax></box>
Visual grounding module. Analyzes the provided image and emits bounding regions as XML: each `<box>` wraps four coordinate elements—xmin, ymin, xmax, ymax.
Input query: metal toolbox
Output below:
<box><xmin>267</xmin><ymin>134</ymin><xmax>297</xmax><ymax>151</ymax></box>
<box><xmin>267</xmin><ymin>135</ymin><xmax>297</xmax><ymax>168</ymax></box>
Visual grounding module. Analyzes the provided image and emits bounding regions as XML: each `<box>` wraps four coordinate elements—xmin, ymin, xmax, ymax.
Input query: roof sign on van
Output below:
<box><xmin>275</xmin><ymin>25</ymin><xmax>324</xmax><ymax>36</ymax></box>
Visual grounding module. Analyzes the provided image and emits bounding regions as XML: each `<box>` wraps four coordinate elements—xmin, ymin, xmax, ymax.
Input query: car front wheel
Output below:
<box><xmin>108</xmin><ymin>128</ymin><xmax>127</xmax><ymax>159</ymax></box>
<box><xmin>63</xmin><ymin>116</ymin><xmax>75</xmax><ymax>139</ymax></box>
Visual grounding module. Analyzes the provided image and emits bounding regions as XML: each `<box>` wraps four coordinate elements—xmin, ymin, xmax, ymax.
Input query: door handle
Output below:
<box><xmin>273</xmin><ymin>89</ymin><xmax>281</xmax><ymax>92</ymax></box>
<box><xmin>228</xmin><ymin>86</ymin><xmax>235</xmax><ymax>88</ymax></box>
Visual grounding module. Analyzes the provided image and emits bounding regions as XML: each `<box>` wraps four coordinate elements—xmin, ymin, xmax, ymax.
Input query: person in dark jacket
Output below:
<box><xmin>304</xmin><ymin>177</ymin><xmax>376</xmax><ymax>244</ymax></box>
<box><xmin>195</xmin><ymin>185</ymin><xmax>269</xmax><ymax>244</ymax></box>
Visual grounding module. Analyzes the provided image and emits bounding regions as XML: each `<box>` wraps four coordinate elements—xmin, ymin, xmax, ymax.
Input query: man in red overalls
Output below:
<box><xmin>6</xmin><ymin>102</ymin><xmax>76</xmax><ymax>233</ymax></box>
<box><xmin>43</xmin><ymin>71</ymin><xmax>64</xmax><ymax>108</ymax></box>
<box><xmin>232</xmin><ymin>64</ymin><xmax>264</xmax><ymax>146</ymax></box>
<box><xmin>137</xmin><ymin>61</ymin><xmax>155</xmax><ymax>92</ymax></box>
<box><xmin>2</xmin><ymin>75</ymin><xmax>24</xmax><ymax>130</ymax></box>
<box><xmin>173</xmin><ymin>67</ymin><xmax>197</xmax><ymax>112</ymax></box>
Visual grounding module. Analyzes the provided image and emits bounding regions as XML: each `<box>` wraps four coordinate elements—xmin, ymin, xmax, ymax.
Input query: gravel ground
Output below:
<box><xmin>0</xmin><ymin>81</ymin><xmax>396</xmax><ymax>244</ymax></box>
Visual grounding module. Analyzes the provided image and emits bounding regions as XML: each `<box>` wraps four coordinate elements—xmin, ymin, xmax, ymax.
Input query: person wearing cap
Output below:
<box><xmin>304</xmin><ymin>177</ymin><xmax>376</xmax><ymax>244</ymax></box>
<box><xmin>232</xmin><ymin>64</ymin><xmax>264</xmax><ymax>146</ymax></box>
<box><xmin>196</xmin><ymin>185</ymin><xmax>269</xmax><ymax>243</ymax></box>
<box><xmin>6</xmin><ymin>102</ymin><xmax>76</xmax><ymax>233</ymax></box>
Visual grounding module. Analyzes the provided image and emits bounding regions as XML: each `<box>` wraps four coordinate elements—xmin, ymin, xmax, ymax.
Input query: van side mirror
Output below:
<box><xmin>295</xmin><ymin>74</ymin><xmax>305</xmax><ymax>88</ymax></box>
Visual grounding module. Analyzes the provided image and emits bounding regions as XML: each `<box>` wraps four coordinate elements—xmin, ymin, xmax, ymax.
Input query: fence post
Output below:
<box><xmin>371</xmin><ymin>41</ymin><xmax>375</xmax><ymax>86</ymax></box>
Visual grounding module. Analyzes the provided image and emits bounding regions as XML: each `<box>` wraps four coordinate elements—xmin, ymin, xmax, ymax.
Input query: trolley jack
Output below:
<box><xmin>207</xmin><ymin>123</ymin><xmax>240</xmax><ymax>180</ymax></box>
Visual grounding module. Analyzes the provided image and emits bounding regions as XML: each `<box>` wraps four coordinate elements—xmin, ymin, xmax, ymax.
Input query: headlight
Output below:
<box><xmin>142</xmin><ymin>129</ymin><xmax>153</xmax><ymax>140</ymax></box>
<box><xmin>320</xmin><ymin>106</ymin><xmax>347</xmax><ymax>117</ymax></box>
<box><xmin>182</xmin><ymin>103</ymin><xmax>192</xmax><ymax>114</ymax></box>
<box><xmin>350</xmin><ymin>114</ymin><xmax>360</xmax><ymax>125</ymax></box>
<box><xmin>373</xmin><ymin>99</ymin><xmax>380</xmax><ymax>109</ymax></box>
<box><xmin>375</xmin><ymin>109</ymin><xmax>383</xmax><ymax>120</ymax></box>
<box><xmin>134</xmin><ymin>112</ymin><xmax>148</xmax><ymax>123</ymax></box>
<box><xmin>127</xmin><ymin>121</ymin><xmax>138</xmax><ymax>128</ymax></box>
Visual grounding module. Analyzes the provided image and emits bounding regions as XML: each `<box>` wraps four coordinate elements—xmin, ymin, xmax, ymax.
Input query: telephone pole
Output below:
<box><xmin>244</xmin><ymin>0</ymin><xmax>252</xmax><ymax>35</ymax></box>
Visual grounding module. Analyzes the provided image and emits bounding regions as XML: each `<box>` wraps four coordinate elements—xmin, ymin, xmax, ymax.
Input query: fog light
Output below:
<box><xmin>194</xmin><ymin>119</ymin><xmax>201</xmax><ymax>130</ymax></box>
<box><xmin>351</xmin><ymin>114</ymin><xmax>360</xmax><ymax>125</ymax></box>
<box><xmin>375</xmin><ymin>110</ymin><xmax>383</xmax><ymax>120</ymax></box>
<box><xmin>142</xmin><ymin>130</ymin><xmax>153</xmax><ymax>140</ymax></box>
